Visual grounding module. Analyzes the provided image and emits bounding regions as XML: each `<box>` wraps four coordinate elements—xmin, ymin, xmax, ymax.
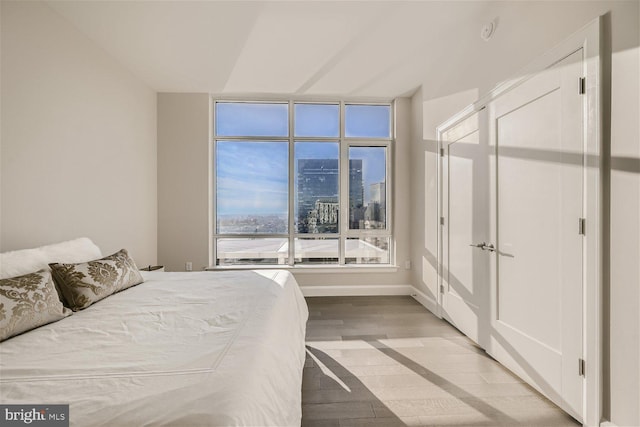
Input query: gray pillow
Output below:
<box><xmin>49</xmin><ymin>249</ymin><xmax>144</xmax><ymax>311</ymax></box>
<box><xmin>0</xmin><ymin>269</ymin><xmax>72</xmax><ymax>342</ymax></box>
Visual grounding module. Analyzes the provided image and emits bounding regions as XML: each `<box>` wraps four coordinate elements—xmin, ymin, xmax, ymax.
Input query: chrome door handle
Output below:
<box><xmin>469</xmin><ymin>242</ymin><xmax>496</xmax><ymax>252</ymax></box>
<box><xmin>483</xmin><ymin>243</ymin><xmax>496</xmax><ymax>252</ymax></box>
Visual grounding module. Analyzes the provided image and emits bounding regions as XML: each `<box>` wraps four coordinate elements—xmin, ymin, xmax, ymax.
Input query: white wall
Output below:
<box><xmin>0</xmin><ymin>1</ymin><xmax>157</xmax><ymax>266</ymax></box>
<box><xmin>157</xmin><ymin>93</ymin><xmax>210</xmax><ymax>273</ymax></box>
<box><xmin>157</xmin><ymin>94</ymin><xmax>413</xmax><ymax>289</ymax></box>
<box><xmin>410</xmin><ymin>87</ymin><xmax>480</xmax><ymax>312</ymax></box>
<box><xmin>607</xmin><ymin>30</ymin><xmax>640</xmax><ymax>426</ymax></box>
<box><xmin>409</xmin><ymin>2</ymin><xmax>639</xmax><ymax>425</ymax></box>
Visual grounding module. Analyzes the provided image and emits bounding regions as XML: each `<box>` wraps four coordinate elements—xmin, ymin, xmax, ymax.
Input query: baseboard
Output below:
<box><xmin>300</xmin><ymin>284</ymin><xmax>413</xmax><ymax>297</ymax></box>
<box><xmin>299</xmin><ymin>284</ymin><xmax>440</xmax><ymax>317</ymax></box>
<box><xmin>410</xmin><ymin>286</ymin><xmax>438</xmax><ymax>315</ymax></box>
<box><xmin>600</xmin><ymin>422</ymin><xmax>618</xmax><ymax>427</ymax></box>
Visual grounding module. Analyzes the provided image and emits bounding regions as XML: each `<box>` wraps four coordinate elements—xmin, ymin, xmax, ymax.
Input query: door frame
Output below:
<box><xmin>436</xmin><ymin>17</ymin><xmax>602</xmax><ymax>426</ymax></box>
<box><xmin>439</xmin><ymin>111</ymin><xmax>487</xmax><ymax>348</ymax></box>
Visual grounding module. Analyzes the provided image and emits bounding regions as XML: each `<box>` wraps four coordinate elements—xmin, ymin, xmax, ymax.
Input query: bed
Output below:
<box><xmin>0</xmin><ymin>240</ymin><xmax>309</xmax><ymax>427</ymax></box>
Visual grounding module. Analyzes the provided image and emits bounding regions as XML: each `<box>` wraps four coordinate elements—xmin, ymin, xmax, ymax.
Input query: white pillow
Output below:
<box><xmin>0</xmin><ymin>238</ymin><xmax>102</xmax><ymax>279</ymax></box>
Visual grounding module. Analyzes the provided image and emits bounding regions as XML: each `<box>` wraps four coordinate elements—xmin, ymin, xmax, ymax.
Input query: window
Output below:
<box><xmin>213</xmin><ymin>101</ymin><xmax>392</xmax><ymax>267</ymax></box>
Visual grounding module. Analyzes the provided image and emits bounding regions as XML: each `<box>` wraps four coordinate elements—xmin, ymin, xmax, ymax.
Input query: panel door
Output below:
<box><xmin>488</xmin><ymin>49</ymin><xmax>584</xmax><ymax>421</ymax></box>
<box><xmin>441</xmin><ymin>112</ymin><xmax>489</xmax><ymax>347</ymax></box>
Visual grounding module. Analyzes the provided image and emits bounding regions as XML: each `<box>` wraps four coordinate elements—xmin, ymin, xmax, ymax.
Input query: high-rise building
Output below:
<box><xmin>370</xmin><ymin>182</ymin><xmax>385</xmax><ymax>206</ymax></box>
<box><xmin>348</xmin><ymin>159</ymin><xmax>364</xmax><ymax>229</ymax></box>
<box><xmin>297</xmin><ymin>159</ymin><xmax>338</xmax><ymax>233</ymax></box>
<box><xmin>297</xmin><ymin>159</ymin><xmax>363</xmax><ymax>233</ymax></box>
<box><xmin>349</xmin><ymin>159</ymin><xmax>363</xmax><ymax>208</ymax></box>
<box><xmin>367</xmin><ymin>182</ymin><xmax>386</xmax><ymax>226</ymax></box>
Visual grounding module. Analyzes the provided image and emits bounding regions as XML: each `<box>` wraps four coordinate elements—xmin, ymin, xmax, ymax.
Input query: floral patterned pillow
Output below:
<box><xmin>0</xmin><ymin>269</ymin><xmax>72</xmax><ymax>342</ymax></box>
<box><xmin>49</xmin><ymin>249</ymin><xmax>144</xmax><ymax>311</ymax></box>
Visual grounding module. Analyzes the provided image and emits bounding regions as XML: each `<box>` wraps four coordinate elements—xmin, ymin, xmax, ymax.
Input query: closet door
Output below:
<box><xmin>441</xmin><ymin>112</ymin><xmax>489</xmax><ymax>347</ymax></box>
<box><xmin>488</xmin><ymin>49</ymin><xmax>585</xmax><ymax>421</ymax></box>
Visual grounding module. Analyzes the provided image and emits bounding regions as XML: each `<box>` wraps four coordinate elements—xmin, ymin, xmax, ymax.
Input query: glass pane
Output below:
<box><xmin>216</xmin><ymin>141</ymin><xmax>288</xmax><ymax>233</ymax></box>
<box><xmin>345</xmin><ymin>104</ymin><xmax>391</xmax><ymax>138</ymax></box>
<box><xmin>217</xmin><ymin>238</ymin><xmax>288</xmax><ymax>266</ymax></box>
<box><xmin>294</xmin><ymin>103</ymin><xmax>339</xmax><ymax>137</ymax></box>
<box><xmin>216</xmin><ymin>102</ymin><xmax>288</xmax><ymax>137</ymax></box>
<box><xmin>295</xmin><ymin>142</ymin><xmax>339</xmax><ymax>234</ymax></box>
<box><xmin>349</xmin><ymin>147</ymin><xmax>386</xmax><ymax>230</ymax></box>
<box><xmin>295</xmin><ymin>238</ymin><xmax>338</xmax><ymax>264</ymax></box>
<box><xmin>345</xmin><ymin>237</ymin><xmax>390</xmax><ymax>264</ymax></box>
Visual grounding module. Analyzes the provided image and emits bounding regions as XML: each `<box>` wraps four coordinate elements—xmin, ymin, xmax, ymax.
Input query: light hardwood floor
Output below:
<box><xmin>302</xmin><ymin>296</ymin><xmax>580</xmax><ymax>427</ymax></box>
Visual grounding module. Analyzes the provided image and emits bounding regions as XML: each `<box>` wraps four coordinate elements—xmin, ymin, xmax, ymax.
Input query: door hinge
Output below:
<box><xmin>579</xmin><ymin>77</ymin><xmax>586</xmax><ymax>95</ymax></box>
<box><xmin>440</xmin><ymin>148</ymin><xmax>445</xmax><ymax>157</ymax></box>
<box><xmin>440</xmin><ymin>216</ymin><xmax>445</xmax><ymax>226</ymax></box>
<box><xmin>578</xmin><ymin>358</ymin><xmax>586</xmax><ymax>377</ymax></box>
<box><xmin>440</xmin><ymin>284</ymin><xmax>445</xmax><ymax>294</ymax></box>
<box><xmin>578</xmin><ymin>218</ymin><xmax>586</xmax><ymax>235</ymax></box>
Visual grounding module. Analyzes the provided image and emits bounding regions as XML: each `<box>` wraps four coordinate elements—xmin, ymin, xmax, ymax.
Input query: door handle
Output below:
<box><xmin>469</xmin><ymin>242</ymin><xmax>496</xmax><ymax>252</ymax></box>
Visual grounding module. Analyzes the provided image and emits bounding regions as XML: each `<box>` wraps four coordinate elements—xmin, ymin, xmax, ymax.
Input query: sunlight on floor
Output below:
<box><xmin>302</xmin><ymin>296</ymin><xmax>580</xmax><ymax>427</ymax></box>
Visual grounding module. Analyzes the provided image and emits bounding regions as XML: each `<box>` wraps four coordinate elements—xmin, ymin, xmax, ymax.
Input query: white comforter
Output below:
<box><xmin>0</xmin><ymin>270</ymin><xmax>308</xmax><ymax>427</ymax></box>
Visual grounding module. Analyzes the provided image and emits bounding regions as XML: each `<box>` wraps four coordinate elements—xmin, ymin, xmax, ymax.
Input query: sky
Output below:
<box><xmin>216</xmin><ymin>103</ymin><xmax>389</xmax><ymax>216</ymax></box>
<box><xmin>216</xmin><ymin>141</ymin><xmax>288</xmax><ymax>216</ymax></box>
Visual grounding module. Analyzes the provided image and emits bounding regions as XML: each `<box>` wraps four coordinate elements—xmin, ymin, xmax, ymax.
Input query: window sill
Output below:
<box><xmin>206</xmin><ymin>265</ymin><xmax>400</xmax><ymax>274</ymax></box>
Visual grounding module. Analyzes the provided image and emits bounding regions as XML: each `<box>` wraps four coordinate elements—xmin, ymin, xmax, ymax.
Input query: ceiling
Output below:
<box><xmin>45</xmin><ymin>1</ymin><xmax>614</xmax><ymax>100</ymax></box>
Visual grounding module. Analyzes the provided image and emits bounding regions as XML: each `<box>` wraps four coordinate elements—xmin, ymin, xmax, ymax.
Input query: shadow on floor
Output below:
<box><xmin>303</xmin><ymin>345</ymin><xmax>406</xmax><ymax>427</ymax></box>
<box><xmin>302</xmin><ymin>296</ymin><xmax>579</xmax><ymax>427</ymax></box>
<box><xmin>367</xmin><ymin>338</ymin><xmax>519</xmax><ymax>425</ymax></box>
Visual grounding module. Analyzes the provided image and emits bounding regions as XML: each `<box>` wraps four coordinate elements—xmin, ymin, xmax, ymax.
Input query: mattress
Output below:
<box><xmin>0</xmin><ymin>270</ymin><xmax>309</xmax><ymax>427</ymax></box>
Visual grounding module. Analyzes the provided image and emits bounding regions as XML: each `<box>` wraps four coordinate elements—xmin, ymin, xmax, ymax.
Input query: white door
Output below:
<box><xmin>441</xmin><ymin>112</ymin><xmax>489</xmax><ymax>347</ymax></box>
<box><xmin>488</xmin><ymin>49</ymin><xmax>585</xmax><ymax>421</ymax></box>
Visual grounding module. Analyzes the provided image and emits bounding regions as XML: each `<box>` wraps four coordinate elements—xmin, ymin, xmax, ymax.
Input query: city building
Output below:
<box><xmin>366</xmin><ymin>182</ymin><xmax>386</xmax><ymax>227</ymax></box>
<box><xmin>297</xmin><ymin>159</ymin><xmax>363</xmax><ymax>233</ymax></box>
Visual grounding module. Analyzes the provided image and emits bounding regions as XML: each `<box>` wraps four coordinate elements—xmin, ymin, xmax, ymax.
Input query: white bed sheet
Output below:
<box><xmin>0</xmin><ymin>270</ymin><xmax>309</xmax><ymax>427</ymax></box>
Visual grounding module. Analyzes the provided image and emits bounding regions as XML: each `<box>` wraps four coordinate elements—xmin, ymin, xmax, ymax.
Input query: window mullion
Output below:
<box><xmin>211</xmin><ymin>138</ymin><xmax>217</xmax><ymax>267</ymax></box>
<box><xmin>339</xmin><ymin>101</ymin><xmax>347</xmax><ymax>266</ymax></box>
<box><xmin>387</xmin><ymin>138</ymin><xmax>393</xmax><ymax>264</ymax></box>
<box><xmin>288</xmin><ymin>100</ymin><xmax>295</xmax><ymax>266</ymax></box>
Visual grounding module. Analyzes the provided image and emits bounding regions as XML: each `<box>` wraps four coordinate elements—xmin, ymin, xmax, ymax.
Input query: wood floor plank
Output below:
<box><xmin>302</xmin><ymin>402</ymin><xmax>375</xmax><ymax>420</ymax></box>
<box><xmin>301</xmin><ymin>296</ymin><xmax>579</xmax><ymax>427</ymax></box>
<box><xmin>339</xmin><ymin>417</ymin><xmax>421</xmax><ymax>427</ymax></box>
<box><xmin>300</xmin><ymin>419</ymin><xmax>340</xmax><ymax>427</ymax></box>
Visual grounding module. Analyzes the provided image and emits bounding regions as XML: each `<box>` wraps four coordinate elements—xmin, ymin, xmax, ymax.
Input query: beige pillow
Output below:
<box><xmin>0</xmin><ymin>269</ymin><xmax>72</xmax><ymax>342</ymax></box>
<box><xmin>50</xmin><ymin>249</ymin><xmax>144</xmax><ymax>311</ymax></box>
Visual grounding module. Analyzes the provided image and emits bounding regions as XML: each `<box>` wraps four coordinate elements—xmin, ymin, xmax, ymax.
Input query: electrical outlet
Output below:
<box><xmin>185</xmin><ymin>262</ymin><xmax>193</xmax><ymax>271</ymax></box>
<box><xmin>405</xmin><ymin>260</ymin><xmax>411</xmax><ymax>270</ymax></box>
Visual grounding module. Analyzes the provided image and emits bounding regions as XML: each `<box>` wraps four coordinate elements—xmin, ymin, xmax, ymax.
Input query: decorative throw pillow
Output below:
<box><xmin>0</xmin><ymin>269</ymin><xmax>72</xmax><ymax>342</ymax></box>
<box><xmin>49</xmin><ymin>249</ymin><xmax>144</xmax><ymax>311</ymax></box>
